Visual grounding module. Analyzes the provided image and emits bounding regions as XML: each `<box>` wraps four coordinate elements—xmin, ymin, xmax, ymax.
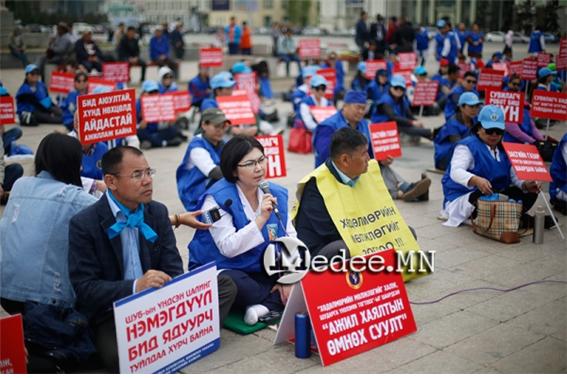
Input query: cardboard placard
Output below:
<box><xmin>503</xmin><ymin>142</ymin><xmax>552</xmax><ymax>182</ymax></box>
<box><xmin>49</xmin><ymin>71</ymin><xmax>75</xmax><ymax>93</ymax></box>
<box><xmin>316</xmin><ymin>68</ymin><xmax>337</xmax><ymax>100</ymax></box>
<box><xmin>199</xmin><ymin>48</ymin><xmax>223</xmax><ymax>67</ymax></box>
<box><xmin>397</xmin><ymin>52</ymin><xmax>417</xmax><ymax>71</ymax></box>
<box><xmin>274</xmin><ymin>249</ymin><xmax>417</xmax><ymax>367</ymax></box>
<box><xmin>521</xmin><ymin>58</ymin><xmax>538</xmax><ymax>81</ymax></box>
<box><xmin>557</xmin><ymin>38</ymin><xmax>567</xmax><ymax>70</ymax></box>
<box><xmin>530</xmin><ymin>90</ymin><xmax>567</xmax><ymax>121</ymax></box>
<box><xmin>103</xmin><ymin>62</ymin><xmax>130</xmax><ymax>83</ymax></box>
<box><xmin>485</xmin><ymin>90</ymin><xmax>525</xmax><ymax>124</ymax></box>
<box><xmin>412</xmin><ymin>81</ymin><xmax>439</xmax><ymax>106</ymax></box>
<box><xmin>88</xmin><ymin>76</ymin><xmax>116</xmax><ymax>93</ymax></box>
<box><xmin>256</xmin><ymin>134</ymin><xmax>287</xmax><ymax>179</ymax></box>
<box><xmin>141</xmin><ymin>94</ymin><xmax>176</xmax><ymax>123</ymax></box>
<box><xmin>77</xmin><ymin>88</ymin><xmax>137</xmax><ymax>144</ymax></box>
<box><xmin>477</xmin><ymin>69</ymin><xmax>505</xmax><ymax>91</ymax></box>
<box><xmin>0</xmin><ymin>314</ymin><xmax>27</xmax><ymax>373</ymax></box>
<box><xmin>234</xmin><ymin>73</ymin><xmax>261</xmax><ymax>114</ymax></box>
<box><xmin>217</xmin><ymin>94</ymin><xmax>256</xmax><ymax>125</ymax></box>
<box><xmin>509</xmin><ymin>60</ymin><xmax>523</xmax><ymax>76</ymax></box>
<box><xmin>299</xmin><ymin>39</ymin><xmax>321</xmax><ymax>59</ymax></box>
<box><xmin>536</xmin><ymin>52</ymin><xmax>551</xmax><ymax>67</ymax></box>
<box><xmin>0</xmin><ymin>96</ymin><xmax>16</xmax><ymax>125</ymax></box>
<box><xmin>491</xmin><ymin>62</ymin><xmax>509</xmax><ymax>76</ymax></box>
<box><xmin>171</xmin><ymin>90</ymin><xmax>191</xmax><ymax>113</ymax></box>
<box><xmin>114</xmin><ymin>263</ymin><xmax>220</xmax><ymax>373</ymax></box>
<box><xmin>369</xmin><ymin>122</ymin><xmax>402</xmax><ymax>160</ymax></box>
<box><xmin>365</xmin><ymin>60</ymin><xmax>387</xmax><ymax>80</ymax></box>
<box><xmin>310</xmin><ymin>106</ymin><xmax>337</xmax><ymax>124</ymax></box>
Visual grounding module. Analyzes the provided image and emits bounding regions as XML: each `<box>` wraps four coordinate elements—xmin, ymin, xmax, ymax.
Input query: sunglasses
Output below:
<box><xmin>314</xmin><ymin>85</ymin><xmax>327</xmax><ymax>92</ymax></box>
<box><xmin>484</xmin><ymin>128</ymin><xmax>504</xmax><ymax>136</ymax></box>
<box><xmin>392</xmin><ymin>86</ymin><xmax>405</xmax><ymax>91</ymax></box>
<box><xmin>509</xmin><ymin>82</ymin><xmax>521</xmax><ymax>86</ymax></box>
<box><xmin>466</xmin><ymin>80</ymin><xmax>477</xmax><ymax>84</ymax></box>
<box><xmin>163</xmin><ymin>75</ymin><xmax>173</xmax><ymax>79</ymax></box>
<box><xmin>75</xmin><ymin>79</ymin><xmax>87</xmax><ymax>83</ymax></box>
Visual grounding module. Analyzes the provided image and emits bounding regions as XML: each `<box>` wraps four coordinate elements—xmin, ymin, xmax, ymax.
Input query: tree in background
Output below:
<box><xmin>515</xmin><ymin>0</ymin><xmax>536</xmax><ymax>34</ymax></box>
<box><xmin>541</xmin><ymin>0</ymin><xmax>559</xmax><ymax>33</ymax></box>
<box><xmin>285</xmin><ymin>0</ymin><xmax>311</xmax><ymax>28</ymax></box>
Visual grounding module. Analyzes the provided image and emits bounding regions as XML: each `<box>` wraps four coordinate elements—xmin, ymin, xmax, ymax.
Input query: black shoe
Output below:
<box><xmin>552</xmin><ymin>199</ymin><xmax>567</xmax><ymax>216</ymax></box>
<box><xmin>258</xmin><ymin>311</ymin><xmax>282</xmax><ymax>325</ymax></box>
<box><xmin>416</xmin><ymin>190</ymin><xmax>429</xmax><ymax>202</ymax></box>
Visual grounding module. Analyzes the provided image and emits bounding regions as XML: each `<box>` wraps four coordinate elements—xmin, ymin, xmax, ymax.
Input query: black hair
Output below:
<box><xmin>35</xmin><ymin>133</ymin><xmax>83</xmax><ymax>187</ymax></box>
<box><xmin>447</xmin><ymin>64</ymin><xmax>460</xmax><ymax>75</ymax></box>
<box><xmin>251</xmin><ymin>60</ymin><xmax>269</xmax><ymax>76</ymax></box>
<box><xmin>101</xmin><ymin>146</ymin><xmax>144</xmax><ymax>175</ymax></box>
<box><xmin>464</xmin><ymin>71</ymin><xmax>477</xmax><ymax>80</ymax></box>
<box><xmin>220</xmin><ymin>136</ymin><xmax>264</xmax><ymax>183</ymax></box>
<box><xmin>330</xmin><ymin>128</ymin><xmax>368</xmax><ymax>160</ymax></box>
<box><xmin>74</xmin><ymin>72</ymin><xmax>88</xmax><ymax>82</ymax></box>
<box><xmin>127</xmin><ymin>26</ymin><xmax>136</xmax><ymax>32</ymax></box>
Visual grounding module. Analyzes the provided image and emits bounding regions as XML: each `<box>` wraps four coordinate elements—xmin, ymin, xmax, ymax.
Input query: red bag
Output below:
<box><xmin>287</xmin><ymin>120</ymin><xmax>312</xmax><ymax>154</ymax></box>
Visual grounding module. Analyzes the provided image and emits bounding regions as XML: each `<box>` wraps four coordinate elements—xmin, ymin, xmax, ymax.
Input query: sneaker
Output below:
<box><xmin>400</xmin><ymin>178</ymin><xmax>431</xmax><ymax>202</ymax></box>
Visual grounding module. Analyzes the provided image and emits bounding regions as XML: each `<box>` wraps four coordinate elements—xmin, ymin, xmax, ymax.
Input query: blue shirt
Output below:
<box><xmin>331</xmin><ymin>161</ymin><xmax>358</xmax><ymax>187</ymax></box>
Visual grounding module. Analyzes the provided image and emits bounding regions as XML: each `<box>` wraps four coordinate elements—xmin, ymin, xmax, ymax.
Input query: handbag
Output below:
<box><xmin>472</xmin><ymin>196</ymin><xmax>523</xmax><ymax>244</ymax></box>
<box><xmin>536</xmin><ymin>139</ymin><xmax>558</xmax><ymax>162</ymax></box>
<box><xmin>287</xmin><ymin>119</ymin><xmax>312</xmax><ymax>154</ymax></box>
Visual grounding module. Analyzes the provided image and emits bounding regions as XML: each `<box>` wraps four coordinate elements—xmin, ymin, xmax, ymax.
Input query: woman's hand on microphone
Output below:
<box><xmin>256</xmin><ymin>193</ymin><xmax>276</xmax><ymax>229</ymax></box>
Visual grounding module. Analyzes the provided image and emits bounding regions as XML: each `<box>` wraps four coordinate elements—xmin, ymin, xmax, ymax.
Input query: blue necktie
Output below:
<box><xmin>106</xmin><ymin>192</ymin><xmax>158</xmax><ymax>243</ymax></box>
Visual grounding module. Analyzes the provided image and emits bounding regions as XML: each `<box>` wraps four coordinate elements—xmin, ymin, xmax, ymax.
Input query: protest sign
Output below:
<box><xmin>299</xmin><ymin>39</ymin><xmax>321</xmax><ymax>59</ymax></box>
<box><xmin>521</xmin><ymin>58</ymin><xmax>538</xmax><ymax>81</ymax></box>
<box><xmin>199</xmin><ymin>48</ymin><xmax>223</xmax><ymax>67</ymax></box>
<box><xmin>397</xmin><ymin>52</ymin><xmax>417</xmax><ymax>71</ymax></box>
<box><xmin>316</xmin><ymin>68</ymin><xmax>337</xmax><ymax>100</ymax></box>
<box><xmin>503</xmin><ymin>142</ymin><xmax>552</xmax><ymax>182</ymax></box>
<box><xmin>103</xmin><ymin>62</ymin><xmax>130</xmax><ymax>83</ymax></box>
<box><xmin>141</xmin><ymin>94</ymin><xmax>176</xmax><ymax>123</ymax></box>
<box><xmin>536</xmin><ymin>52</ymin><xmax>551</xmax><ymax>67</ymax></box>
<box><xmin>0</xmin><ymin>96</ymin><xmax>16</xmax><ymax>125</ymax></box>
<box><xmin>369</xmin><ymin>122</ymin><xmax>402</xmax><ymax>160</ymax></box>
<box><xmin>114</xmin><ymin>263</ymin><xmax>220</xmax><ymax>373</ymax></box>
<box><xmin>171</xmin><ymin>91</ymin><xmax>191</xmax><ymax>113</ymax></box>
<box><xmin>0</xmin><ymin>314</ymin><xmax>27</xmax><ymax>374</ymax></box>
<box><xmin>310</xmin><ymin>106</ymin><xmax>337</xmax><ymax>124</ymax></box>
<box><xmin>530</xmin><ymin>90</ymin><xmax>567</xmax><ymax>121</ymax></box>
<box><xmin>485</xmin><ymin>90</ymin><xmax>525</xmax><ymax>124</ymax></box>
<box><xmin>509</xmin><ymin>60</ymin><xmax>523</xmax><ymax>76</ymax></box>
<box><xmin>88</xmin><ymin>77</ymin><xmax>116</xmax><ymax>93</ymax></box>
<box><xmin>49</xmin><ymin>71</ymin><xmax>75</xmax><ymax>93</ymax></box>
<box><xmin>77</xmin><ymin>88</ymin><xmax>136</xmax><ymax>144</ymax></box>
<box><xmin>256</xmin><ymin>134</ymin><xmax>287</xmax><ymax>179</ymax></box>
<box><xmin>275</xmin><ymin>249</ymin><xmax>417</xmax><ymax>367</ymax></box>
<box><xmin>412</xmin><ymin>81</ymin><xmax>439</xmax><ymax>106</ymax></box>
<box><xmin>365</xmin><ymin>60</ymin><xmax>387</xmax><ymax>80</ymax></box>
<box><xmin>477</xmin><ymin>68</ymin><xmax>505</xmax><ymax>91</ymax></box>
<box><xmin>458</xmin><ymin>62</ymin><xmax>470</xmax><ymax>78</ymax></box>
<box><xmin>491</xmin><ymin>62</ymin><xmax>509</xmax><ymax>76</ymax></box>
<box><xmin>557</xmin><ymin>38</ymin><xmax>567</xmax><ymax>70</ymax></box>
<box><xmin>217</xmin><ymin>94</ymin><xmax>256</xmax><ymax>125</ymax></box>
<box><xmin>234</xmin><ymin>72</ymin><xmax>261</xmax><ymax>114</ymax></box>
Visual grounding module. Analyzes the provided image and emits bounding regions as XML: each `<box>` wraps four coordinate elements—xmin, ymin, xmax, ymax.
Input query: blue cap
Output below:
<box><xmin>376</xmin><ymin>68</ymin><xmax>387</xmax><ymax>76</ymax></box>
<box><xmin>414</xmin><ymin>66</ymin><xmax>427</xmax><ymax>76</ymax></box>
<box><xmin>357</xmin><ymin>61</ymin><xmax>367</xmax><ymax>73</ymax></box>
<box><xmin>25</xmin><ymin>64</ymin><xmax>39</xmax><ymax>74</ymax></box>
<box><xmin>458</xmin><ymin>91</ymin><xmax>481</xmax><ymax>106</ymax></box>
<box><xmin>211</xmin><ymin>71</ymin><xmax>236</xmax><ymax>89</ymax></box>
<box><xmin>92</xmin><ymin>86</ymin><xmax>111</xmax><ymax>94</ymax></box>
<box><xmin>478</xmin><ymin>105</ymin><xmax>505</xmax><ymax>130</ymax></box>
<box><xmin>344</xmin><ymin>90</ymin><xmax>367</xmax><ymax>104</ymax></box>
<box><xmin>232</xmin><ymin>61</ymin><xmax>252</xmax><ymax>74</ymax></box>
<box><xmin>493</xmin><ymin>52</ymin><xmax>503</xmax><ymax>59</ymax></box>
<box><xmin>390</xmin><ymin>75</ymin><xmax>406</xmax><ymax>89</ymax></box>
<box><xmin>538</xmin><ymin>67</ymin><xmax>556</xmax><ymax>79</ymax></box>
<box><xmin>436</xmin><ymin>19</ymin><xmax>446</xmax><ymax>28</ymax></box>
<box><xmin>302</xmin><ymin>65</ymin><xmax>320</xmax><ymax>78</ymax></box>
<box><xmin>0</xmin><ymin>87</ymin><xmax>7</xmax><ymax>96</ymax></box>
<box><xmin>310</xmin><ymin>74</ymin><xmax>328</xmax><ymax>88</ymax></box>
<box><xmin>142</xmin><ymin>80</ymin><xmax>159</xmax><ymax>93</ymax></box>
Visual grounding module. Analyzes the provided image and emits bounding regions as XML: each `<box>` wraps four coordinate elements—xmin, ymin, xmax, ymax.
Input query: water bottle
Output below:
<box><xmin>533</xmin><ymin>206</ymin><xmax>545</xmax><ymax>244</ymax></box>
<box><xmin>294</xmin><ymin>313</ymin><xmax>311</xmax><ymax>358</ymax></box>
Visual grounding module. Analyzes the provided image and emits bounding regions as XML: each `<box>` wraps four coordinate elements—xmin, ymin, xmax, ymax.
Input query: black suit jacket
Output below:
<box><xmin>68</xmin><ymin>196</ymin><xmax>183</xmax><ymax>324</ymax></box>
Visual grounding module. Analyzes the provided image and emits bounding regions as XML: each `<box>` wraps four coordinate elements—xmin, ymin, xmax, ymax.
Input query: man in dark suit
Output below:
<box><xmin>69</xmin><ymin>146</ymin><xmax>236</xmax><ymax>372</ymax></box>
<box><xmin>369</xmin><ymin>14</ymin><xmax>387</xmax><ymax>58</ymax></box>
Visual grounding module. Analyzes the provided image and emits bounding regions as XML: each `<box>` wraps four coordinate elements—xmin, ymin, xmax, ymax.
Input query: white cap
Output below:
<box><xmin>158</xmin><ymin>66</ymin><xmax>173</xmax><ymax>80</ymax></box>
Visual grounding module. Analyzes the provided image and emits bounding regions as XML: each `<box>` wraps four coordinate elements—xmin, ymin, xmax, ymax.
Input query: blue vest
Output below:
<box><xmin>503</xmin><ymin>107</ymin><xmax>534</xmax><ymax>143</ymax></box>
<box><xmin>81</xmin><ymin>142</ymin><xmax>108</xmax><ymax>180</ymax></box>
<box><xmin>62</xmin><ymin>90</ymin><xmax>80</xmax><ymax>128</ymax></box>
<box><xmin>159</xmin><ymin>82</ymin><xmax>178</xmax><ymax>94</ymax></box>
<box><xmin>295</xmin><ymin>95</ymin><xmax>317</xmax><ymax>123</ymax></box>
<box><xmin>434</xmin><ymin>114</ymin><xmax>473</xmax><ymax>170</ymax></box>
<box><xmin>291</xmin><ymin>87</ymin><xmax>308</xmax><ymax>113</ymax></box>
<box><xmin>188</xmin><ymin>179</ymin><xmax>288</xmax><ymax>272</ymax></box>
<box><xmin>550</xmin><ymin>133</ymin><xmax>567</xmax><ymax>200</ymax></box>
<box><xmin>467</xmin><ymin>32</ymin><xmax>483</xmax><ymax>54</ymax></box>
<box><xmin>351</xmin><ymin>75</ymin><xmax>369</xmax><ymax>92</ymax></box>
<box><xmin>371</xmin><ymin>92</ymin><xmax>411</xmax><ymax>123</ymax></box>
<box><xmin>435</xmin><ymin>33</ymin><xmax>445</xmax><ymax>61</ymax></box>
<box><xmin>528</xmin><ymin>31</ymin><xmax>543</xmax><ymax>53</ymax></box>
<box><xmin>188</xmin><ymin>75</ymin><xmax>211</xmax><ymax>104</ymax></box>
<box><xmin>442</xmin><ymin>136</ymin><xmax>511</xmax><ymax>204</ymax></box>
<box><xmin>176</xmin><ymin>135</ymin><xmax>223</xmax><ymax>211</ymax></box>
<box><xmin>457</xmin><ymin>30</ymin><xmax>467</xmax><ymax>50</ymax></box>
<box><xmin>416</xmin><ymin>29</ymin><xmax>429</xmax><ymax>51</ymax></box>
<box><xmin>444</xmin><ymin>85</ymin><xmax>466</xmax><ymax>120</ymax></box>
<box><xmin>445</xmin><ymin>31</ymin><xmax>459</xmax><ymax>63</ymax></box>
<box><xmin>200</xmin><ymin>97</ymin><xmax>219</xmax><ymax>111</ymax></box>
<box><xmin>367</xmin><ymin>80</ymin><xmax>389</xmax><ymax>102</ymax></box>
<box><xmin>15</xmin><ymin>80</ymin><xmax>51</xmax><ymax>115</ymax></box>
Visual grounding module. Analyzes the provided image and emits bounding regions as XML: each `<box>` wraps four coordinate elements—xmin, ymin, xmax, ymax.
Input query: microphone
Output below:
<box><xmin>259</xmin><ymin>181</ymin><xmax>281</xmax><ymax>217</ymax></box>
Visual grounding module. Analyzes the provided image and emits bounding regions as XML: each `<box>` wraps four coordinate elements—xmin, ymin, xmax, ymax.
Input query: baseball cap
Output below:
<box><xmin>201</xmin><ymin>108</ymin><xmax>231</xmax><ymax>125</ymax></box>
<box><xmin>547</xmin><ymin>63</ymin><xmax>557</xmax><ymax>71</ymax></box>
<box><xmin>344</xmin><ymin>90</ymin><xmax>367</xmax><ymax>104</ymax></box>
<box><xmin>302</xmin><ymin>65</ymin><xmax>320</xmax><ymax>78</ymax></box>
<box><xmin>478</xmin><ymin>105</ymin><xmax>505</xmax><ymax>130</ymax></box>
<box><xmin>25</xmin><ymin>64</ymin><xmax>39</xmax><ymax>74</ymax></box>
<box><xmin>440</xmin><ymin>58</ymin><xmax>450</xmax><ymax>67</ymax></box>
<box><xmin>437</xmin><ymin>19</ymin><xmax>447</xmax><ymax>28</ymax></box>
<box><xmin>538</xmin><ymin>67</ymin><xmax>556</xmax><ymax>79</ymax></box>
<box><xmin>310</xmin><ymin>75</ymin><xmax>328</xmax><ymax>88</ymax></box>
<box><xmin>414</xmin><ymin>66</ymin><xmax>427</xmax><ymax>76</ymax></box>
<box><xmin>357</xmin><ymin>61</ymin><xmax>367</xmax><ymax>74</ymax></box>
<box><xmin>142</xmin><ymin>80</ymin><xmax>159</xmax><ymax>93</ymax></box>
<box><xmin>390</xmin><ymin>75</ymin><xmax>406</xmax><ymax>89</ymax></box>
<box><xmin>158</xmin><ymin>66</ymin><xmax>173</xmax><ymax>80</ymax></box>
<box><xmin>458</xmin><ymin>91</ymin><xmax>481</xmax><ymax>106</ymax></box>
<box><xmin>211</xmin><ymin>71</ymin><xmax>235</xmax><ymax>89</ymax></box>
<box><xmin>232</xmin><ymin>61</ymin><xmax>252</xmax><ymax>74</ymax></box>
<box><xmin>92</xmin><ymin>86</ymin><xmax>111</xmax><ymax>94</ymax></box>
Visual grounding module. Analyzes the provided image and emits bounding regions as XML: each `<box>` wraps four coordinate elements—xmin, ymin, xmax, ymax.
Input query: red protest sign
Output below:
<box><xmin>503</xmin><ymin>142</ymin><xmax>552</xmax><ymax>182</ymax></box>
<box><xmin>301</xmin><ymin>249</ymin><xmax>416</xmax><ymax>366</ymax></box>
<box><xmin>0</xmin><ymin>314</ymin><xmax>27</xmax><ymax>373</ymax></box>
<box><xmin>103</xmin><ymin>62</ymin><xmax>130</xmax><ymax>83</ymax></box>
<box><xmin>49</xmin><ymin>71</ymin><xmax>74</xmax><ymax>93</ymax></box>
<box><xmin>171</xmin><ymin>90</ymin><xmax>191</xmax><ymax>113</ymax></box>
<box><xmin>509</xmin><ymin>60</ymin><xmax>523</xmax><ymax>76</ymax></box>
<box><xmin>141</xmin><ymin>94</ymin><xmax>176</xmax><ymax>123</ymax></box>
<box><xmin>199</xmin><ymin>47</ymin><xmax>223</xmax><ymax>67</ymax></box>
<box><xmin>88</xmin><ymin>76</ymin><xmax>116</xmax><ymax>93</ymax></box>
<box><xmin>316</xmin><ymin>68</ymin><xmax>336</xmax><ymax>100</ymax></box>
<box><xmin>234</xmin><ymin>73</ymin><xmax>261</xmax><ymax>114</ymax></box>
<box><xmin>299</xmin><ymin>39</ymin><xmax>321</xmax><ymax>59</ymax></box>
<box><xmin>537</xmin><ymin>53</ymin><xmax>551</xmax><ymax>67</ymax></box>
<box><xmin>217</xmin><ymin>94</ymin><xmax>256</xmax><ymax>125</ymax></box>
<box><xmin>485</xmin><ymin>90</ymin><xmax>525</xmax><ymax>124</ymax></box>
<box><xmin>521</xmin><ymin>58</ymin><xmax>538</xmax><ymax>81</ymax></box>
<box><xmin>369</xmin><ymin>122</ymin><xmax>402</xmax><ymax>160</ymax></box>
<box><xmin>365</xmin><ymin>60</ymin><xmax>387</xmax><ymax>80</ymax></box>
<box><xmin>477</xmin><ymin>68</ymin><xmax>504</xmax><ymax>91</ymax></box>
<box><xmin>310</xmin><ymin>106</ymin><xmax>337</xmax><ymax>124</ymax></box>
<box><xmin>557</xmin><ymin>38</ymin><xmax>567</xmax><ymax>70</ymax></box>
<box><xmin>412</xmin><ymin>81</ymin><xmax>439</xmax><ymax>106</ymax></box>
<box><xmin>531</xmin><ymin>90</ymin><xmax>567</xmax><ymax>121</ymax></box>
<box><xmin>256</xmin><ymin>134</ymin><xmax>287</xmax><ymax>179</ymax></box>
<box><xmin>492</xmin><ymin>62</ymin><xmax>509</xmax><ymax>76</ymax></box>
<box><xmin>397</xmin><ymin>52</ymin><xmax>417</xmax><ymax>71</ymax></box>
<box><xmin>77</xmin><ymin>88</ymin><xmax>136</xmax><ymax>144</ymax></box>
<box><xmin>0</xmin><ymin>96</ymin><xmax>16</xmax><ymax>125</ymax></box>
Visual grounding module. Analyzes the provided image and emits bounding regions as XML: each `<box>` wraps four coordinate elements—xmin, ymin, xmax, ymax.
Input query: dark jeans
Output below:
<box><xmin>2</xmin><ymin>127</ymin><xmax>23</xmax><ymax>155</ymax></box>
<box><xmin>80</xmin><ymin>59</ymin><xmax>103</xmax><ymax>73</ymax></box>
<box><xmin>228</xmin><ymin>42</ymin><xmax>240</xmax><ymax>55</ymax></box>
<box><xmin>137</xmin><ymin>127</ymin><xmax>181</xmax><ymax>148</ymax></box>
<box><xmin>173</xmin><ymin>47</ymin><xmax>185</xmax><ymax>60</ymax></box>
<box><xmin>3</xmin><ymin>163</ymin><xmax>24</xmax><ymax>191</ymax></box>
<box><xmin>19</xmin><ymin>106</ymin><xmax>63</xmax><ymax>126</ymax></box>
<box><xmin>398</xmin><ymin>122</ymin><xmax>432</xmax><ymax>140</ymax></box>
<box><xmin>278</xmin><ymin>53</ymin><xmax>301</xmax><ymax>77</ymax></box>
<box><xmin>125</xmin><ymin>59</ymin><xmax>147</xmax><ymax>81</ymax></box>
<box><xmin>240</xmin><ymin>47</ymin><xmax>252</xmax><ymax>55</ymax></box>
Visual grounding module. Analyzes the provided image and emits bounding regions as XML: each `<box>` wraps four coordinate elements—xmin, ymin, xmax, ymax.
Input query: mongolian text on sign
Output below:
<box><xmin>103</xmin><ymin>62</ymin><xmax>130</xmax><ymax>83</ymax></box>
<box><xmin>256</xmin><ymin>134</ymin><xmax>287</xmax><ymax>179</ymax></box>
<box><xmin>0</xmin><ymin>96</ymin><xmax>16</xmax><ymax>125</ymax></box>
<box><xmin>503</xmin><ymin>142</ymin><xmax>552</xmax><ymax>182</ymax></box>
<box><xmin>299</xmin><ymin>39</ymin><xmax>321</xmax><ymax>59</ymax></box>
<box><xmin>477</xmin><ymin>68</ymin><xmax>504</xmax><ymax>91</ymax></box>
<box><xmin>485</xmin><ymin>90</ymin><xmax>525</xmax><ymax>124</ymax></box>
<box><xmin>310</xmin><ymin>106</ymin><xmax>337</xmax><ymax>124</ymax></box>
<box><xmin>217</xmin><ymin>94</ymin><xmax>256</xmax><ymax>125</ymax></box>
<box><xmin>199</xmin><ymin>48</ymin><xmax>223</xmax><ymax>67</ymax></box>
<box><xmin>369</xmin><ymin>122</ymin><xmax>402</xmax><ymax>160</ymax></box>
<box><xmin>530</xmin><ymin>90</ymin><xmax>567</xmax><ymax>121</ymax></box>
<box><xmin>141</xmin><ymin>94</ymin><xmax>176</xmax><ymax>123</ymax></box>
<box><xmin>49</xmin><ymin>71</ymin><xmax>75</xmax><ymax>94</ymax></box>
<box><xmin>412</xmin><ymin>81</ymin><xmax>439</xmax><ymax>106</ymax></box>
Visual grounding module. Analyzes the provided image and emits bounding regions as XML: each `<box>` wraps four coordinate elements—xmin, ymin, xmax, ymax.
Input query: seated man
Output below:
<box><xmin>16</xmin><ymin>64</ymin><xmax>63</xmax><ymax>126</ymax></box>
<box><xmin>68</xmin><ymin>146</ymin><xmax>237</xmax><ymax>372</ymax></box>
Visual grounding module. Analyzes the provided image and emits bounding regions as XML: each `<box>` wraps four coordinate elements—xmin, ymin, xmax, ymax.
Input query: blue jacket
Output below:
<box><xmin>291</xmin><ymin>87</ymin><xmax>308</xmax><ymax>113</ymax></box>
<box><xmin>149</xmin><ymin>35</ymin><xmax>170</xmax><ymax>61</ymax></box>
<box><xmin>431</xmin><ymin>73</ymin><xmax>451</xmax><ymax>101</ymax></box>
<box><xmin>313</xmin><ymin>110</ymin><xmax>372</xmax><ymax>167</ymax></box>
<box><xmin>371</xmin><ymin>91</ymin><xmax>412</xmax><ymax>123</ymax></box>
<box><xmin>444</xmin><ymin>31</ymin><xmax>460</xmax><ymax>63</ymax></box>
<box><xmin>188</xmin><ymin>179</ymin><xmax>288</xmax><ymax>272</ymax></box>
<box><xmin>550</xmin><ymin>133</ymin><xmax>567</xmax><ymax>200</ymax></box>
<box><xmin>295</xmin><ymin>95</ymin><xmax>317</xmax><ymax>124</ymax></box>
<box><xmin>176</xmin><ymin>135</ymin><xmax>223</xmax><ymax>211</ymax></box>
<box><xmin>351</xmin><ymin>75</ymin><xmax>369</xmax><ymax>92</ymax></box>
<box><xmin>259</xmin><ymin>76</ymin><xmax>273</xmax><ymax>99</ymax></box>
<box><xmin>61</xmin><ymin>90</ymin><xmax>82</xmax><ymax>128</ymax></box>
<box><xmin>189</xmin><ymin>75</ymin><xmax>211</xmax><ymax>105</ymax></box>
<box><xmin>442</xmin><ymin>135</ymin><xmax>511</xmax><ymax>204</ymax></box>
<box><xmin>528</xmin><ymin>31</ymin><xmax>544</xmax><ymax>53</ymax></box>
<box><xmin>434</xmin><ymin>114</ymin><xmax>473</xmax><ymax>170</ymax></box>
<box><xmin>81</xmin><ymin>142</ymin><xmax>108</xmax><ymax>180</ymax></box>
<box><xmin>15</xmin><ymin>80</ymin><xmax>52</xmax><ymax>115</ymax></box>
<box><xmin>457</xmin><ymin>29</ymin><xmax>468</xmax><ymax>51</ymax></box>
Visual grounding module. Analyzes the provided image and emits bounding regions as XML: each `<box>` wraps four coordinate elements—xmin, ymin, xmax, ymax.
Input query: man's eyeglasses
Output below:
<box><xmin>75</xmin><ymin>79</ymin><xmax>87</xmax><ymax>83</ymax></box>
<box><xmin>509</xmin><ymin>81</ymin><xmax>521</xmax><ymax>86</ymax></box>
<box><xmin>237</xmin><ymin>156</ymin><xmax>266</xmax><ymax>169</ymax></box>
<box><xmin>484</xmin><ymin>128</ymin><xmax>504</xmax><ymax>136</ymax></box>
<box><xmin>466</xmin><ymin>79</ymin><xmax>477</xmax><ymax>84</ymax></box>
<box><xmin>314</xmin><ymin>85</ymin><xmax>327</xmax><ymax>92</ymax></box>
<box><xmin>110</xmin><ymin>168</ymin><xmax>156</xmax><ymax>180</ymax></box>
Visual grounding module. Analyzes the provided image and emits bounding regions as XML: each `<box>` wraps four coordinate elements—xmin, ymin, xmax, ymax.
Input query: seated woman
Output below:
<box><xmin>550</xmin><ymin>133</ymin><xmax>567</xmax><ymax>215</ymax></box>
<box><xmin>158</xmin><ymin>66</ymin><xmax>178</xmax><ymax>94</ymax></box>
<box><xmin>366</xmin><ymin>68</ymin><xmax>389</xmax><ymax>103</ymax></box>
<box><xmin>441</xmin><ymin>105</ymin><xmax>540</xmax><ymax>227</ymax></box>
<box><xmin>16</xmin><ymin>64</ymin><xmax>62</xmax><ymax>126</ymax></box>
<box><xmin>296</xmin><ymin>74</ymin><xmax>330</xmax><ymax>132</ymax></box>
<box><xmin>434</xmin><ymin>92</ymin><xmax>481</xmax><ymax>171</ymax></box>
<box><xmin>177</xmin><ymin>108</ymin><xmax>230</xmax><ymax>211</ymax></box>
<box><xmin>189</xmin><ymin>136</ymin><xmax>295</xmax><ymax>325</ymax></box>
<box><xmin>351</xmin><ymin>62</ymin><xmax>370</xmax><ymax>92</ymax></box>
